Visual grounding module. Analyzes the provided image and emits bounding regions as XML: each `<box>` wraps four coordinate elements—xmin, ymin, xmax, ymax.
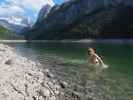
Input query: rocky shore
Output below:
<box><xmin>0</xmin><ymin>44</ymin><xmax>70</xmax><ymax>100</ymax></box>
<box><xmin>0</xmin><ymin>44</ymin><xmax>113</xmax><ymax>100</ymax></box>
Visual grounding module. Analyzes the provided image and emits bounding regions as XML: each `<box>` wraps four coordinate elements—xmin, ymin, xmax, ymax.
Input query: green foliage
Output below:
<box><xmin>0</xmin><ymin>26</ymin><xmax>24</xmax><ymax>40</ymax></box>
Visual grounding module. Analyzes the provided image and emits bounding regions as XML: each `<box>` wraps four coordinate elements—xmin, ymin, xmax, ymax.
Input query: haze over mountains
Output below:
<box><xmin>0</xmin><ymin>16</ymin><xmax>30</xmax><ymax>34</ymax></box>
<box><xmin>0</xmin><ymin>25</ymin><xmax>24</xmax><ymax>40</ymax></box>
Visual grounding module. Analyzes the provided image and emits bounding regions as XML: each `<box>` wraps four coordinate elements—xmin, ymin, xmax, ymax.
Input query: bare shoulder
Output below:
<box><xmin>94</xmin><ymin>53</ymin><xmax>101</xmax><ymax>58</ymax></box>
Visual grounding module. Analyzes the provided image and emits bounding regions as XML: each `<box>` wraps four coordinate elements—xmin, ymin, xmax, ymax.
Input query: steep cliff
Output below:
<box><xmin>35</xmin><ymin>4</ymin><xmax>52</xmax><ymax>25</ymax></box>
<box><xmin>25</xmin><ymin>0</ymin><xmax>133</xmax><ymax>40</ymax></box>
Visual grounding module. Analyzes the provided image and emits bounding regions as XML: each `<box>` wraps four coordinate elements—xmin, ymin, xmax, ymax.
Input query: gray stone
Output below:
<box><xmin>5</xmin><ymin>59</ymin><xmax>12</xmax><ymax>65</ymax></box>
<box><xmin>59</xmin><ymin>81</ymin><xmax>68</xmax><ymax>89</ymax></box>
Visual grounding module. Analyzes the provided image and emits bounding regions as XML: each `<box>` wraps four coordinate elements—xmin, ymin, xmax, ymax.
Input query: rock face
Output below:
<box><xmin>25</xmin><ymin>0</ymin><xmax>133</xmax><ymax>40</ymax></box>
<box><xmin>0</xmin><ymin>44</ymin><xmax>64</xmax><ymax>100</ymax></box>
<box><xmin>36</xmin><ymin>4</ymin><xmax>52</xmax><ymax>24</ymax></box>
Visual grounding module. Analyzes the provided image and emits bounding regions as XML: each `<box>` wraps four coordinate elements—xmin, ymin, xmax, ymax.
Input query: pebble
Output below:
<box><xmin>5</xmin><ymin>59</ymin><xmax>12</xmax><ymax>65</ymax></box>
<box><xmin>0</xmin><ymin>44</ymin><xmax>63</xmax><ymax>100</ymax></box>
<box><xmin>59</xmin><ymin>81</ymin><xmax>68</xmax><ymax>89</ymax></box>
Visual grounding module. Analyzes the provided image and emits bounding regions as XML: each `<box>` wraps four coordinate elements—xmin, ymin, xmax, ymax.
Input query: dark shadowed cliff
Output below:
<box><xmin>24</xmin><ymin>0</ymin><xmax>133</xmax><ymax>40</ymax></box>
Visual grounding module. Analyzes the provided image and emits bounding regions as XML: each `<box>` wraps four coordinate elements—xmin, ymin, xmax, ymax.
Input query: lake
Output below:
<box><xmin>6</xmin><ymin>41</ymin><xmax>133</xmax><ymax>100</ymax></box>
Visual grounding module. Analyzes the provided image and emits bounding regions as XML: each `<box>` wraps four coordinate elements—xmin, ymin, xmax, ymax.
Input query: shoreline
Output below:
<box><xmin>0</xmin><ymin>43</ymin><xmax>102</xmax><ymax>100</ymax></box>
<box><xmin>0</xmin><ymin>39</ymin><xmax>133</xmax><ymax>44</ymax></box>
<box><xmin>0</xmin><ymin>43</ymin><xmax>131</xmax><ymax>100</ymax></box>
<box><xmin>0</xmin><ymin>44</ymin><xmax>69</xmax><ymax>100</ymax></box>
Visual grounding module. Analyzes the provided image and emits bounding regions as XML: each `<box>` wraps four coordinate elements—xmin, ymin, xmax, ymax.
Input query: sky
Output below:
<box><xmin>54</xmin><ymin>0</ymin><xmax>64</xmax><ymax>4</ymax></box>
<box><xmin>0</xmin><ymin>0</ymin><xmax>65</xmax><ymax>23</ymax></box>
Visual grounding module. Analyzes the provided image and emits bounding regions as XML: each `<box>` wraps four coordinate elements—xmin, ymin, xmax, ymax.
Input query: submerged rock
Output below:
<box><xmin>59</xmin><ymin>81</ymin><xmax>68</xmax><ymax>89</ymax></box>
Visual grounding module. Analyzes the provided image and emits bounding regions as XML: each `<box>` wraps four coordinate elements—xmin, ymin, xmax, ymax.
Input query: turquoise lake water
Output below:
<box><xmin>7</xmin><ymin>42</ymin><xmax>133</xmax><ymax>100</ymax></box>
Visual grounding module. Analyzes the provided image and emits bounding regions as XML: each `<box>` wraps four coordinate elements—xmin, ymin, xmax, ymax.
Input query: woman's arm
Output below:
<box><xmin>94</xmin><ymin>53</ymin><xmax>104</xmax><ymax>65</ymax></box>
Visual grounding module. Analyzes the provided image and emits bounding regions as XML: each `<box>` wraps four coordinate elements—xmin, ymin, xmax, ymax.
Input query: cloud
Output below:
<box><xmin>5</xmin><ymin>0</ymin><xmax>54</xmax><ymax>11</ymax></box>
<box><xmin>0</xmin><ymin>0</ymin><xmax>55</xmax><ymax>21</ymax></box>
<box><xmin>0</xmin><ymin>2</ymin><xmax>24</xmax><ymax>17</ymax></box>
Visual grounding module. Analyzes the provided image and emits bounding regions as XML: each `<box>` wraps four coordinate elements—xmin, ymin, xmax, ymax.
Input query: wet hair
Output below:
<box><xmin>88</xmin><ymin>48</ymin><xmax>95</xmax><ymax>53</ymax></box>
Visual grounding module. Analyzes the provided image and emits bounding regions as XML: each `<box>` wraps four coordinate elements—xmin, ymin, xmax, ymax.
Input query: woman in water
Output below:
<box><xmin>88</xmin><ymin>48</ymin><xmax>108</xmax><ymax>68</ymax></box>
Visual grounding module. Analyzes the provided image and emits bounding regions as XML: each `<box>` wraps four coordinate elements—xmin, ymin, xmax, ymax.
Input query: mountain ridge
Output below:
<box><xmin>0</xmin><ymin>17</ymin><xmax>30</xmax><ymax>34</ymax></box>
<box><xmin>24</xmin><ymin>0</ymin><xmax>133</xmax><ymax>40</ymax></box>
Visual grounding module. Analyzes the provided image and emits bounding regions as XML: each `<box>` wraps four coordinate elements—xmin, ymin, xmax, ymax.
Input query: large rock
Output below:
<box><xmin>25</xmin><ymin>0</ymin><xmax>133</xmax><ymax>40</ymax></box>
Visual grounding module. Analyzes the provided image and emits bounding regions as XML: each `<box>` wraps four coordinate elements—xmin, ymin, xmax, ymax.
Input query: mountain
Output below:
<box><xmin>0</xmin><ymin>17</ymin><xmax>30</xmax><ymax>34</ymax></box>
<box><xmin>0</xmin><ymin>25</ymin><xmax>24</xmax><ymax>40</ymax></box>
<box><xmin>36</xmin><ymin>4</ymin><xmax>52</xmax><ymax>24</ymax></box>
<box><xmin>24</xmin><ymin>0</ymin><xmax>133</xmax><ymax>40</ymax></box>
